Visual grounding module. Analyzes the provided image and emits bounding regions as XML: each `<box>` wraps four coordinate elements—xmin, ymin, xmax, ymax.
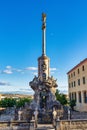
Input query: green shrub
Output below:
<box><xmin>69</xmin><ymin>99</ymin><xmax>76</xmax><ymax>110</ymax></box>
<box><xmin>55</xmin><ymin>89</ymin><xmax>67</xmax><ymax>105</ymax></box>
<box><xmin>0</xmin><ymin>97</ymin><xmax>32</xmax><ymax>108</ymax></box>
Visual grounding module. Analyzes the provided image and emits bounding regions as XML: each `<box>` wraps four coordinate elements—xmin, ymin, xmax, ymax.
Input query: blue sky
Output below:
<box><xmin>0</xmin><ymin>0</ymin><xmax>87</xmax><ymax>94</ymax></box>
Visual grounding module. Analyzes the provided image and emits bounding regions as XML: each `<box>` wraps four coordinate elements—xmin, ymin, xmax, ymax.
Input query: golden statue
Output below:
<box><xmin>42</xmin><ymin>13</ymin><xmax>46</xmax><ymax>30</ymax></box>
<box><xmin>42</xmin><ymin>13</ymin><xmax>46</xmax><ymax>22</ymax></box>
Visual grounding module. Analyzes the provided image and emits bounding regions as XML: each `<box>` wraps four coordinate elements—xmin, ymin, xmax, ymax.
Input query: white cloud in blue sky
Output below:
<box><xmin>6</xmin><ymin>66</ymin><xmax>12</xmax><ymax>69</ymax></box>
<box><xmin>2</xmin><ymin>69</ymin><xmax>13</xmax><ymax>74</ymax></box>
<box><xmin>0</xmin><ymin>66</ymin><xmax>57</xmax><ymax>75</ymax></box>
<box><xmin>26</xmin><ymin>67</ymin><xmax>38</xmax><ymax>71</ymax></box>
<box><xmin>0</xmin><ymin>81</ymin><xmax>10</xmax><ymax>86</ymax></box>
<box><xmin>50</xmin><ymin>68</ymin><xmax>57</xmax><ymax>71</ymax></box>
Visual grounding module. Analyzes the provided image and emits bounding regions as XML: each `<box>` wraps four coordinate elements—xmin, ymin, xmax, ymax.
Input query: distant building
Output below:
<box><xmin>67</xmin><ymin>58</ymin><xmax>87</xmax><ymax>111</ymax></box>
<box><xmin>0</xmin><ymin>94</ymin><xmax>1</xmax><ymax>100</ymax></box>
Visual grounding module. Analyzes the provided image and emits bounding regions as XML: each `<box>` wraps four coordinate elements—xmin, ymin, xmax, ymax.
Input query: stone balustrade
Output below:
<box><xmin>56</xmin><ymin>119</ymin><xmax>87</xmax><ymax>130</ymax></box>
<box><xmin>0</xmin><ymin>120</ymin><xmax>35</xmax><ymax>130</ymax></box>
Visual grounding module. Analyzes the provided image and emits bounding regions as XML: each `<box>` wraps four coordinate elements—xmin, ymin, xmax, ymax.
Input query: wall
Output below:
<box><xmin>68</xmin><ymin>60</ymin><xmax>87</xmax><ymax>112</ymax></box>
<box><xmin>56</xmin><ymin>119</ymin><xmax>87</xmax><ymax>130</ymax></box>
<box><xmin>0</xmin><ymin>120</ymin><xmax>35</xmax><ymax>130</ymax></box>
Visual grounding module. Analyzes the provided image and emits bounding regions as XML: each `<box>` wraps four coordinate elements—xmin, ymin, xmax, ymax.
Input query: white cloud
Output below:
<box><xmin>50</xmin><ymin>68</ymin><xmax>57</xmax><ymax>71</ymax></box>
<box><xmin>1</xmin><ymin>66</ymin><xmax>57</xmax><ymax>75</ymax></box>
<box><xmin>1</xmin><ymin>66</ymin><xmax>24</xmax><ymax>74</ymax></box>
<box><xmin>26</xmin><ymin>67</ymin><xmax>38</xmax><ymax>71</ymax></box>
<box><xmin>14</xmin><ymin>69</ymin><xmax>24</xmax><ymax>73</ymax></box>
<box><xmin>50</xmin><ymin>71</ymin><xmax>55</xmax><ymax>74</ymax></box>
<box><xmin>16</xmin><ymin>69</ymin><xmax>22</xmax><ymax>72</ymax></box>
<box><xmin>58</xmin><ymin>86</ymin><xmax>68</xmax><ymax>94</ymax></box>
<box><xmin>6</xmin><ymin>66</ymin><xmax>12</xmax><ymax>69</ymax></box>
<box><xmin>1</xmin><ymin>65</ymin><xmax>13</xmax><ymax>74</ymax></box>
<box><xmin>0</xmin><ymin>81</ymin><xmax>10</xmax><ymax>86</ymax></box>
<box><xmin>2</xmin><ymin>69</ymin><xmax>13</xmax><ymax>74</ymax></box>
<box><xmin>33</xmin><ymin>72</ymin><xmax>38</xmax><ymax>75</ymax></box>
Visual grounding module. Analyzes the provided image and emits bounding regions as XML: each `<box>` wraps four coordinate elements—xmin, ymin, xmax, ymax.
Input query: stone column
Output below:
<box><xmin>81</xmin><ymin>91</ymin><xmax>84</xmax><ymax>104</ymax></box>
<box><xmin>18</xmin><ymin>110</ymin><xmax>22</xmax><ymax>121</ymax></box>
<box><xmin>29</xmin><ymin>120</ymin><xmax>35</xmax><ymax>130</ymax></box>
<box><xmin>56</xmin><ymin>119</ymin><xmax>60</xmax><ymax>130</ymax></box>
<box><xmin>52</xmin><ymin>108</ymin><xmax>57</xmax><ymax>127</ymax></box>
<box><xmin>42</xmin><ymin>13</ymin><xmax>46</xmax><ymax>56</ymax></box>
<box><xmin>76</xmin><ymin>92</ymin><xmax>79</xmax><ymax>109</ymax></box>
<box><xmin>34</xmin><ymin>109</ymin><xmax>38</xmax><ymax>128</ymax></box>
<box><xmin>68</xmin><ymin>108</ymin><xmax>71</xmax><ymax>120</ymax></box>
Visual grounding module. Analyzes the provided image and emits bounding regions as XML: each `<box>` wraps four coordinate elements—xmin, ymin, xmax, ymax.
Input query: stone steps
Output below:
<box><xmin>35</xmin><ymin>124</ymin><xmax>55</xmax><ymax>130</ymax></box>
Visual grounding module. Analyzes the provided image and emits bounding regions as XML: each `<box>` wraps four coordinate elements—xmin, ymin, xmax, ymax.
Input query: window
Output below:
<box><xmin>83</xmin><ymin>91</ymin><xmax>87</xmax><ymax>103</ymax></box>
<box><xmin>74</xmin><ymin>93</ymin><xmax>77</xmax><ymax>102</ymax></box>
<box><xmin>74</xmin><ymin>72</ymin><xmax>75</xmax><ymax>76</ymax></box>
<box><xmin>78</xmin><ymin>92</ymin><xmax>81</xmax><ymax>103</ymax></box>
<box><xmin>74</xmin><ymin>81</ymin><xmax>76</xmax><ymax>87</ymax></box>
<box><xmin>78</xmin><ymin>69</ymin><xmax>80</xmax><ymax>74</ymax></box>
<box><xmin>69</xmin><ymin>83</ymin><xmax>71</xmax><ymax>88</ymax></box>
<box><xmin>83</xmin><ymin>77</ymin><xmax>86</xmax><ymax>84</ymax></box>
<box><xmin>78</xmin><ymin>79</ymin><xmax>80</xmax><ymax>86</ymax></box>
<box><xmin>82</xmin><ymin>65</ymin><xmax>85</xmax><ymax>71</ymax></box>
<box><xmin>71</xmin><ymin>73</ymin><xmax>73</xmax><ymax>78</ymax></box>
<box><xmin>72</xmin><ymin>82</ymin><xmax>73</xmax><ymax>87</ymax></box>
<box><xmin>72</xmin><ymin>93</ymin><xmax>74</xmax><ymax>99</ymax></box>
<box><xmin>69</xmin><ymin>75</ymin><xmax>70</xmax><ymax>79</ymax></box>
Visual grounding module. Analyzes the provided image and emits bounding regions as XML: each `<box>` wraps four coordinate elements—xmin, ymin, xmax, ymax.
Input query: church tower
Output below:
<box><xmin>38</xmin><ymin>13</ymin><xmax>50</xmax><ymax>81</ymax></box>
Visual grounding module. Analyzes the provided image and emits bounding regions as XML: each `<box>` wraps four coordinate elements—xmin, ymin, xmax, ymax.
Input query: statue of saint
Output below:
<box><xmin>42</xmin><ymin>13</ymin><xmax>46</xmax><ymax>22</ymax></box>
<box><xmin>42</xmin><ymin>13</ymin><xmax>46</xmax><ymax>30</ymax></box>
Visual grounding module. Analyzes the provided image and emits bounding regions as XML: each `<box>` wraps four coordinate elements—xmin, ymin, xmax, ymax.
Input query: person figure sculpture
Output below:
<box><xmin>53</xmin><ymin>108</ymin><xmax>57</xmax><ymax>127</ymax></box>
<box><xmin>68</xmin><ymin>107</ymin><xmax>71</xmax><ymax>120</ymax></box>
<box><xmin>18</xmin><ymin>108</ymin><xmax>23</xmax><ymax>121</ymax></box>
<box><xmin>34</xmin><ymin>108</ymin><xmax>38</xmax><ymax>128</ymax></box>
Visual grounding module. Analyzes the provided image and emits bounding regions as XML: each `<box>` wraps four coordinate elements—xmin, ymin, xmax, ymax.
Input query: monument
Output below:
<box><xmin>29</xmin><ymin>13</ymin><xmax>62</xmax><ymax>123</ymax></box>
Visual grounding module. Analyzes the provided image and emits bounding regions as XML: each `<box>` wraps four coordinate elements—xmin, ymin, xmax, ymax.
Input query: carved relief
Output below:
<box><xmin>41</xmin><ymin>62</ymin><xmax>47</xmax><ymax>71</ymax></box>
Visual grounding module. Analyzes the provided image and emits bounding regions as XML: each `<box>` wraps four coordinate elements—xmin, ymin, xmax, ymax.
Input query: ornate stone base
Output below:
<box><xmin>38</xmin><ymin>111</ymin><xmax>53</xmax><ymax>124</ymax></box>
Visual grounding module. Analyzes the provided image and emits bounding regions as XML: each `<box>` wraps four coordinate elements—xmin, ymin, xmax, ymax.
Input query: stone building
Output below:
<box><xmin>0</xmin><ymin>94</ymin><xmax>1</xmax><ymax>100</ymax></box>
<box><xmin>67</xmin><ymin>58</ymin><xmax>87</xmax><ymax>111</ymax></box>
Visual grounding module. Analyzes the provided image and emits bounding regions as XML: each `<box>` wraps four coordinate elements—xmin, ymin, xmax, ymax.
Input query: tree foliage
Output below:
<box><xmin>55</xmin><ymin>89</ymin><xmax>67</xmax><ymax>105</ymax></box>
<box><xmin>16</xmin><ymin>98</ymin><xmax>32</xmax><ymax>108</ymax></box>
<box><xmin>0</xmin><ymin>98</ymin><xmax>16</xmax><ymax>108</ymax></box>
<box><xmin>69</xmin><ymin>99</ymin><xmax>76</xmax><ymax>110</ymax></box>
<box><xmin>0</xmin><ymin>97</ymin><xmax>32</xmax><ymax>108</ymax></box>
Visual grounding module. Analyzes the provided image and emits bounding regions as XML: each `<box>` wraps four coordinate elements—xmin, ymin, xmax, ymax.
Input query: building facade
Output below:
<box><xmin>67</xmin><ymin>58</ymin><xmax>87</xmax><ymax>111</ymax></box>
<box><xmin>0</xmin><ymin>94</ymin><xmax>1</xmax><ymax>100</ymax></box>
